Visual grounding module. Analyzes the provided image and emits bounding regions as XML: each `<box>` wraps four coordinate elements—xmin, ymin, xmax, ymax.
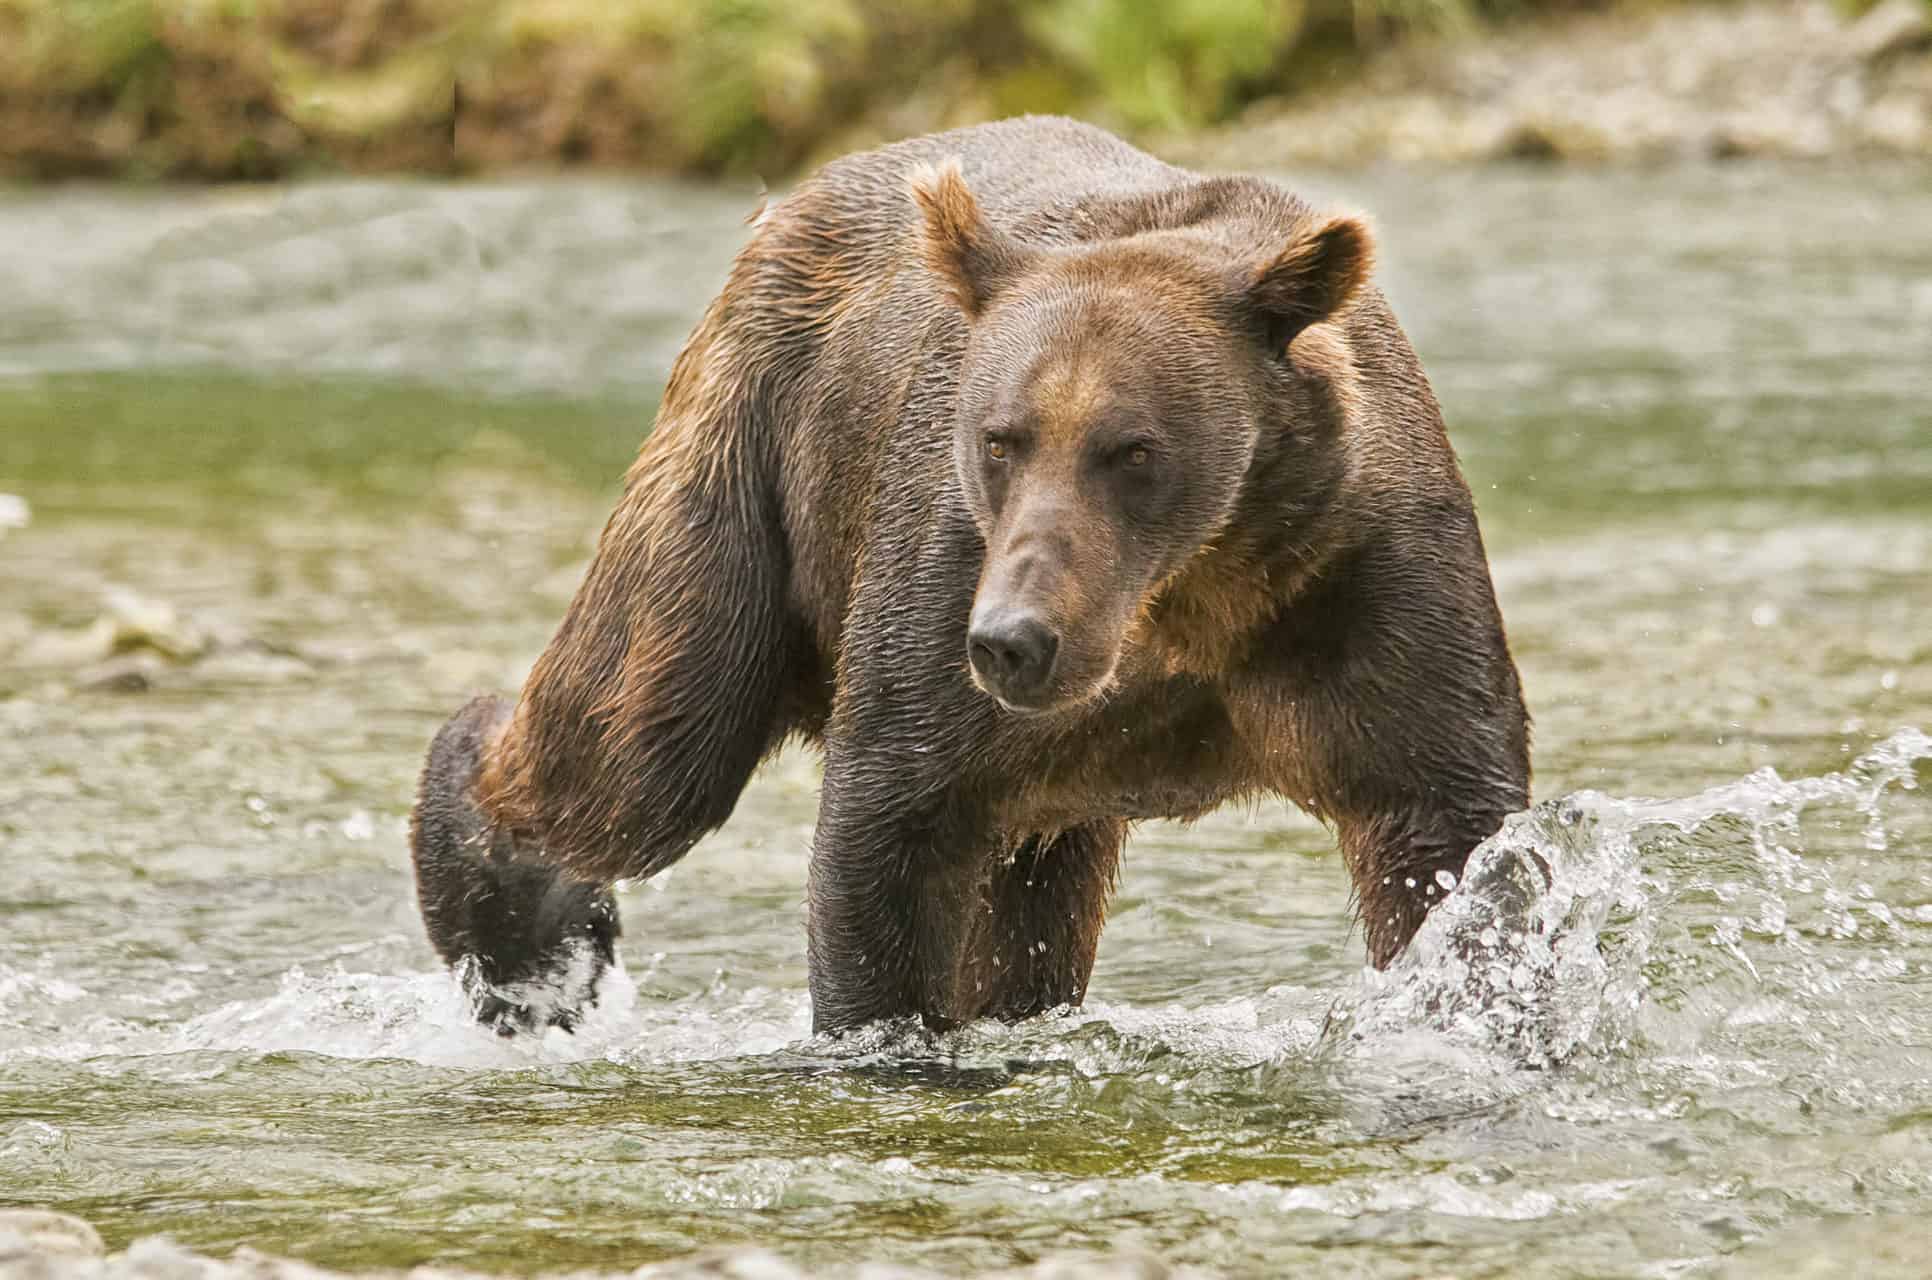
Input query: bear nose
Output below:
<box><xmin>967</xmin><ymin>608</ymin><xmax>1059</xmax><ymax>705</ymax></box>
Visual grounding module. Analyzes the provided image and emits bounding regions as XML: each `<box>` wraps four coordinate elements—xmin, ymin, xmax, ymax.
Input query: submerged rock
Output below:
<box><xmin>8</xmin><ymin>586</ymin><xmax>312</xmax><ymax>695</ymax></box>
<box><xmin>17</xmin><ymin>587</ymin><xmax>212</xmax><ymax>669</ymax></box>
<box><xmin>1718</xmin><ymin>1213</ymin><xmax>1932</xmax><ymax>1277</ymax></box>
<box><xmin>0</xmin><ymin>1210</ymin><xmax>105</xmax><ymax>1261</ymax></box>
<box><xmin>1847</xmin><ymin>0</ymin><xmax>1932</xmax><ymax>67</ymax></box>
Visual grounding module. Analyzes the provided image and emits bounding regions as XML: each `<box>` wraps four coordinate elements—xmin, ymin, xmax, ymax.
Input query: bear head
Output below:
<box><xmin>911</xmin><ymin>160</ymin><xmax>1373</xmax><ymax>714</ymax></box>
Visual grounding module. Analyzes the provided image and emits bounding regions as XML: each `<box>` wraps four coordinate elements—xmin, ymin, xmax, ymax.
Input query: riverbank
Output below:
<box><xmin>1</xmin><ymin>0</ymin><xmax>1927</xmax><ymax>181</ymax></box>
<box><xmin>1178</xmin><ymin>0</ymin><xmax>1932</xmax><ymax>167</ymax></box>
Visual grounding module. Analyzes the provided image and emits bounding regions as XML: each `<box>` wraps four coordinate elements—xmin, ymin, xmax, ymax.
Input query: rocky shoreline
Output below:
<box><xmin>1176</xmin><ymin>0</ymin><xmax>1932</xmax><ymax>167</ymax></box>
<box><xmin>1</xmin><ymin>0</ymin><xmax>1926</xmax><ymax>181</ymax></box>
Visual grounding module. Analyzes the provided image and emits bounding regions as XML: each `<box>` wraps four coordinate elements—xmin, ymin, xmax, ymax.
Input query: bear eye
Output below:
<box><xmin>986</xmin><ymin>437</ymin><xmax>1008</xmax><ymax>462</ymax></box>
<box><xmin>1125</xmin><ymin>445</ymin><xmax>1150</xmax><ymax>467</ymax></box>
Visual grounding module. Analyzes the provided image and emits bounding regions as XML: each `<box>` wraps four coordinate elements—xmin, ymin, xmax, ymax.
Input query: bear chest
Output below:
<box><xmin>994</xmin><ymin>680</ymin><xmax>1262</xmax><ymax>830</ymax></box>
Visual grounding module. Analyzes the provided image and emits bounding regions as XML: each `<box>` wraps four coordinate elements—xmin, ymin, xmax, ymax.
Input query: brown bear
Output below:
<box><xmin>409</xmin><ymin>116</ymin><xmax>1530</xmax><ymax>1037</ymax></box>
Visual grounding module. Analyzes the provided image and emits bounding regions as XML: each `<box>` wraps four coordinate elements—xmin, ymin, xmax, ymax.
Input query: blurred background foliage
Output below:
<box><xmin>0</xmin><ymin>0</ymin><xmax>1647</xmax><ymax>179</ymax></box>
<box><xmin>0</xmin><ymin>0</ymin><xmax>1924</xmax><ymax>180</ymax></box>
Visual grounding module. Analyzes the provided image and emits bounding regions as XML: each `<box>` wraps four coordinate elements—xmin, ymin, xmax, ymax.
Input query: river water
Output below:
<box><xmin>1</xmin><ymin>165</ymin><xmax>1930</xmax><ymax>1278</ymax></box>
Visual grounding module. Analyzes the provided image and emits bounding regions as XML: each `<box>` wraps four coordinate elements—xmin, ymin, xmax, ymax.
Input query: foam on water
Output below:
<box><xmin>4</xmin><ymin>731</ymin><xmax>1930</xmax><ymax>1280</ymax></box>
<box><xmin>3</xmin><ymin>731</ymin><xmax>1926</xmax><ymax>1092</ymax></box>
<box><xmin>1326</xmin><ymin>728</ymin><xmax>1930</xmax><ymax>1082</ymax></box>
<box><xmin>0</xmin><ymin>959</ymin><xmax>824</xmax><ymax>1072</ymax></box>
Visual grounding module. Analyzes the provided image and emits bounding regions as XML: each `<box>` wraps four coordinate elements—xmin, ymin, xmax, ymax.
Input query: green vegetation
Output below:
<box><xmin>0</xmin><ymin>0</ymin><xmax>1627</xmax><ymax>180</ymax></box>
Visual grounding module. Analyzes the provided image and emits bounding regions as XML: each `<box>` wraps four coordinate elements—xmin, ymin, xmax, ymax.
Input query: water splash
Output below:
<box><xmin>1325</xmin><ymin>728</ymin><xmax>1932</xmax><ymax>1078</ymax></box>
<box><xmin>4</xmin><ymin>732</ymin><xmax>1924</xmax><ymax>1096</ymax></box>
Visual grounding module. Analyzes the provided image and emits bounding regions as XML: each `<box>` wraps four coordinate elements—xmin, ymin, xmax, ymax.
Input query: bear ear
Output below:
<box><xmin>910</xmin><ymin>159</ymin><xmax>1033</xmax><ymax>318</ymax></box>
<box><xmin>1244</xmin><ymin>215</ymin><xmax>1375</xmax><ymax>352</ymax></box>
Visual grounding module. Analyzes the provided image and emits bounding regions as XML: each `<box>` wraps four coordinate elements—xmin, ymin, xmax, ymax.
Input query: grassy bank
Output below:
<box><xmin>4</xmin><ymin>0</ymin><xmax>1926</xmax><ymax>180</ymax></box>
<box><xmin>1</xmin><ymin>0</ymin><xmax>1651</xmax><ymax>179</ymax></box>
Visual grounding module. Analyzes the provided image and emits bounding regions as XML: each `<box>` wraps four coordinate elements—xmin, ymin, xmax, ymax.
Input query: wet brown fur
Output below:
<box><xmin>428</xmin><ymin>117</ymin><xmax>1529</xmax><ymax>1034</ymax></box>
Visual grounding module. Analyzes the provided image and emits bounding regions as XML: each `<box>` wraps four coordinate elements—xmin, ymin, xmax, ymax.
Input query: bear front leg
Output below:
<box><xmin>805</xmin><ymin>745</ymin><xmax>997</xmax><ymax>1034</ymax></box>
<box><xmin>410</xmin><ymin>343</ymin><xmax>799</xmax><ymax>1036</ymax></box>
<box><xmin>1299</xmin><ymin>720</ymin><xmax>1527</xmax><ymax>968</ymax></box>
<box><xmin>968</xmin><ymin>821</ymin><xmax>1125</xmax><ymax>1021</ymax></box>
<box><xmin>806</xmin><ymin>751</ymin><xmax>1126</xmax><ymax>1032</ymax></box>
<box><xmin>410</xmin><ymin>695</ymin><xmax>620</xmax><ymax>1035</ymax></box>
<box><xmin>1297</xmin><ymin>675</ymin><xmax>1528</xmax><ymax>969</ymax></box>
<box><xmin>1338</xmin><ymin>810</ymin><xmax>1507</xmax><ymax>969</ymax></box>
<box><xmin>1267</xmin><ymin>536</ymin><xmax>1532</xmax><ymax>969</ymax></box>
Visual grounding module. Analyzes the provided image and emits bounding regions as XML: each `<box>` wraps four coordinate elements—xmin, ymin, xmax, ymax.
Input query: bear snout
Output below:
<box><xmin>966</xmin><ymin>605</ymin><xmax>1060</xmax><ymax>708</ymax></box>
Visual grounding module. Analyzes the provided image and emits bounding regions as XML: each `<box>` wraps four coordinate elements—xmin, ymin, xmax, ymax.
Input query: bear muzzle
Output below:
<box><xmin>967</xmin><ymin>604</ymin><xmax>1061</xmax><ymax>709</ymax></box>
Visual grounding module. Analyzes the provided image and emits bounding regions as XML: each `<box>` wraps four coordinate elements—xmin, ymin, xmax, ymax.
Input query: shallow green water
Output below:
<box><xmin>2</xmin><ymin>166</ymin><xmax>1931</xmax><ymax>1278</ymax></box>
